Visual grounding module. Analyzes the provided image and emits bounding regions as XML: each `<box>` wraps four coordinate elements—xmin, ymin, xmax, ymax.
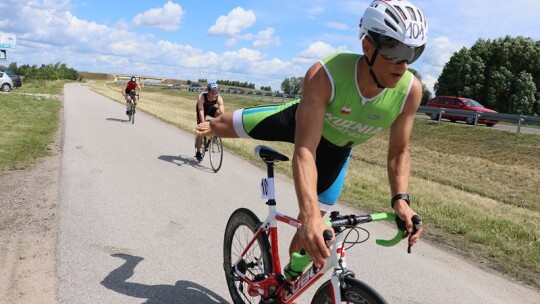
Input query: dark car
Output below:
<box><xmin>425</xmin><ymin>96</ymin><xmax>498</xmax><ymax>127</ymax></box>
<box><xmin>188</xmin><ymin>83</ymin><xmax>203</xmax><ymax>92</ymax></box>
<box><xmin>1</xmin><ymin>68</ymin><xmax>22</xmax><ymax>88</ymax></box>
<box><xmin>226</xmin><ymin>87</ymin><xmax>246</xmax><ymax>94</ymax></box>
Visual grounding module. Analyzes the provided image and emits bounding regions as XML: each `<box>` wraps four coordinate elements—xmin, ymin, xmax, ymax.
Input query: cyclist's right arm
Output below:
<box><xmin>293</xmin><ymin>62</ymin><xmax>333</xmax><ymax>268</ymax></box>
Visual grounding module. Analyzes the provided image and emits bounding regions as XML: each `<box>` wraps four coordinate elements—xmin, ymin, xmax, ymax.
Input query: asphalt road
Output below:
<box><xmin>57</xmin><ymin>83</ymin><xmax>539</xmax><ymax>303</ymax></box>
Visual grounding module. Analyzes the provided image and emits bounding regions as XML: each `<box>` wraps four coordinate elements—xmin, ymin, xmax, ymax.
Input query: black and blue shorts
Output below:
<box><xmin>232</xmin><ymin>100</ymin><xmax>352</xmax><ymax>211</ymax></box>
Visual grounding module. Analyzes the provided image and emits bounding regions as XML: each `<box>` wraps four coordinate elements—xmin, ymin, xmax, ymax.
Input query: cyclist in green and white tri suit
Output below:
<box><xmin>197</xmin><ymin>0</ymin><xmax>428</xmax><ymax>269</ymax></box>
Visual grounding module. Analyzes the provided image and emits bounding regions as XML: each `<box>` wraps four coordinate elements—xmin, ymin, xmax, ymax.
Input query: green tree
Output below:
<box><xmin>281</xmin><ymin>77</ymin><xmax>303</xmax><ymax>95</ymax></box>
<box><xmin>509</xmin><ymin>71</ymin><xmax>536</xmax><ymax>114</ymax></box>
<box><xmin>435</xmin><ymin>36</ymin><xmax>540</xmax><ymax>115</ymax></box>
<box><xmin>8</xmin><ymin>62</ymin><xmax>18</xmax><ymax>73</ymax></box>
<box><xmin>408</xmin><ymin>68</ymin><xmax>432</xmax><ymax>104</ymax></box>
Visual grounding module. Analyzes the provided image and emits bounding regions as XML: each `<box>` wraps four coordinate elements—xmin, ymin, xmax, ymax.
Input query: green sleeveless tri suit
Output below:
<box><xmin>232</xmin><ymin>52</ymin><xmax>414</xmax><ymax>210</ymax></box>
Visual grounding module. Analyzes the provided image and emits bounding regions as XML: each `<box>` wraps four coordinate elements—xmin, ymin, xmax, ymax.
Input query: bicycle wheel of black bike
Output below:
<box><xmin>311</xmin><ymin>277</ymin><xmax>388</xmax><ymax>304</ymax></box>
<box><xmin>223</xmin><ymin>208</ymin><xmax>272</xmax><ymax>304</ymax></box>
<box><xmin>199</xmin><ymin>137</ymin><xmax>207</xmax><ymax>162</ymax></box>
<box><xmin>130</xmin><ymin>103</ymin><xmax>135</xmax><ymax>124</ymax></box>
<box><xmin>127</xmin><ymin>102</ymin><xmax>132</xmax><ymax>122</ymax></box>
<box><xmin>209</xmin><ymin>136</ymin><xmax>223</xmax><ymax>172</ymax></box>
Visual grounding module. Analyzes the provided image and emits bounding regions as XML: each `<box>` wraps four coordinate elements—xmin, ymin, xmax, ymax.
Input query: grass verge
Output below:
<box><xmin>0</xmin><ymin>90</ymin><xmax>62</xmax><ymax>171</ymax></box>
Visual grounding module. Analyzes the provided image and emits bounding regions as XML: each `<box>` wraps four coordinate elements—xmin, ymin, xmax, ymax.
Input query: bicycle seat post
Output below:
<box><xmin>254</xmin><ymin>145</ymin><xmax>289</xmax><ymax>206</ymax></box>
<box><xmin>266</xmin><ymin>161</ymin><xmax>275</xmax><ymax>179</ymax></box>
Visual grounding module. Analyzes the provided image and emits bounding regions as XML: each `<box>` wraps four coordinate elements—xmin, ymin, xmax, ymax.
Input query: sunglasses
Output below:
<box><xmin>370</xmin><ymin>34</ymin><xmax>425</xmax><ymax>64</ymax></box>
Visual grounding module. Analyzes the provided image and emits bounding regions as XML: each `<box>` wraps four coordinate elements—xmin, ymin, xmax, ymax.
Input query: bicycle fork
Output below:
<box><xmin>328</xmin><ymin>237</ymin><xmax>356</xmax><ymax>303</ymax></box>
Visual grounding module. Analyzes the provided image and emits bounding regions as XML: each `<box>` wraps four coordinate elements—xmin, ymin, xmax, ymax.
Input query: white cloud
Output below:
<box><xmin>294</xmin><ymin>41</ymin><xmax>348</xmax><ymax>64</ymax></box>
<box><xmin>306</xmin><ymin>6</ymin><xmax>324</xmax><ymax>16</ymax></box>
<box><xmin>325</xmin><ymin>22</ymin><xmax>349</xmax><ymax>31</ymax></box>
<box><xmin>218</xmin><ymin>48</ymin><xmax>301</xmax><ymax>79</ymax></box>
<box><xmin>419</xmin><ymin>35</ymin><xmax>464</xmax><ymax>93</ymax></box>
<box><xmin>253</xmin><ymin>28</ymin><xmax>280</xmax><ymax>47</ymax></box>
<box><xmin>132</xmin><ymin>1</ymin><xmax>185</xmax><ymax>31</ymax></box>
<box><xmin>208</xmin><ymin>7</ymin><xmax>256</xmax><ymax>37</ymax></box>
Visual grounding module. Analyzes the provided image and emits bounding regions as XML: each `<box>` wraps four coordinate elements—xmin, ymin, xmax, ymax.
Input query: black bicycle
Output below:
<box><xmin>126</xmin><ymin>90</ymin><xmax>138</xmax><ymax>124</ymax></box>
<box><xmin>199</xmin><ymin>135</ymin><xmax>223</xmax><ymax>172</ymax></box>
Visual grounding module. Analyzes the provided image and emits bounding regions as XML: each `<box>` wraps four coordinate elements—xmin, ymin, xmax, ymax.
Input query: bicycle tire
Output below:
<box><xmin>311</xmin><ymin>277</ymin><xmax>388</xmax><ymax>304</ymax></box>
<box><xmin>223</xmin><ymin>208</ymin><xmax>272</xmax><ymax>304</ymax></box>
<box><xmin>130</xmin><ymin>103</ymin><xmax>135</xmax><ymax>124</ymax></box>
<box><xmin>199</xmin><ymin>137</ymin><xmax>207</xmax><ymax>161</ymax></box>
<box><xmin>127</xmin><ymin>102</ymin><xmax>132</xmax><ymax>122</ymax></box>
<box><xmin>209</xmin><ymin>136</ymin><xmax>223</xmax><ymax>172</ymax></box>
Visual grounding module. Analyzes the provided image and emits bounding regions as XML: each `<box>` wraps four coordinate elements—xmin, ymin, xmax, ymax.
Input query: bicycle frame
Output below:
<box><xmin>226</xmin><ymin>145</ymin><xmax>411</xmax><ymax>304</ymax></box>
<box><xmin>232</xmin><ymin>176</ymin><xmax>352</xmax><ymax>304</ymax></box>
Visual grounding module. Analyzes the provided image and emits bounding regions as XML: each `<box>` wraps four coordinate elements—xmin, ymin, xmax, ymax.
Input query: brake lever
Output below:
<box><xmin>407</xmin><ymin>215</ymin><xmax>423</xmax><ymax>254</ymax></box>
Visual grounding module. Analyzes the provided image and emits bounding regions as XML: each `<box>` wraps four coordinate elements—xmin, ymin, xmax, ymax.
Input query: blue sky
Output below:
<box><xmin>1</xmin><ymin>0</ymin><xmax>539</xmax><ymax>93</ymax></box>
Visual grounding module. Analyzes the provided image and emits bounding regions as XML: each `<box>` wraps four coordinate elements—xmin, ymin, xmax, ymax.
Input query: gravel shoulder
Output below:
<box><xmin>0</xmin><ymin>99</ymin><xmax>62</xmax><ymax>304</ymax></box>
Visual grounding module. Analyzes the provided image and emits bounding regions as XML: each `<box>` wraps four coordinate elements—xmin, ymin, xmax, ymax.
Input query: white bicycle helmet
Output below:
<box><xmin>359</xmin><ymin>0</ymin><xmax>428</xmax><ymax>88</ymax></box>
<box><xmin>360</xmin><ymin>0</ymin><xmax>428</xmax><ymax>47</ymax></box>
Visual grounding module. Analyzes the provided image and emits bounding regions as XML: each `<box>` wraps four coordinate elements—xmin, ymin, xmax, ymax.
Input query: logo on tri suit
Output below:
<box><xmin>368</xmin><ymin>114</ymin><xmax>382</xmax><ymax>120</ymax></box>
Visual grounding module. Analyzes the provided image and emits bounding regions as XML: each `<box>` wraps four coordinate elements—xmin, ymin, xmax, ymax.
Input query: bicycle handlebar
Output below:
<box><xmin>326</xmin><ymin>212</ymin><xmax>411</xmax><ymax>247</ymax></box>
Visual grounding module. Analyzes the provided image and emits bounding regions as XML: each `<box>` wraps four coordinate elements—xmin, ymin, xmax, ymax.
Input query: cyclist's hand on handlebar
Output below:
<box><xmin>196</xmin><ymin>121</ymin><xmax>213</xmax><ymax>136</ymax></box>
<box><xmin>393</xmin><ymin>201</ymin><xmax>423</xmax><ymax>248</ymax></box>
<box><xmin>298</xmin><ymin>217</ymin><xmax>332</xmax><ymax>268</ymax></box>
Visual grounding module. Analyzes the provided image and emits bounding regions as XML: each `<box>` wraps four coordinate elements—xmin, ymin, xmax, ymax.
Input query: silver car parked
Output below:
<box><xmin>0</xmin><ymin>72</ymin><xmax>13</xmax><ymax>92</ymax></box>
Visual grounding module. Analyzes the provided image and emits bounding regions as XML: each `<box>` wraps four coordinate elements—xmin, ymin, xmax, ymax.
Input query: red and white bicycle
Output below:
<box><xmin>223</xmin><ymin>145</ymin><xmax>421</xmax><ymax>304</ymax></box>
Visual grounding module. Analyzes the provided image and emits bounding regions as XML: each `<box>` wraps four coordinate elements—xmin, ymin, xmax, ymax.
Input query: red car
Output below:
<box><xmin>425</xmin><ymin>96</ymin><xmax>498</xmax><ymax>127</ymax></box>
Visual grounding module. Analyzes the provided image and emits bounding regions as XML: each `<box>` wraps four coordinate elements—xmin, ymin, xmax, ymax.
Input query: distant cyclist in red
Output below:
<box><xmin>121</xmin><ymin>76</ymin><xmax>142</xmax><ymax>115</ymax></box>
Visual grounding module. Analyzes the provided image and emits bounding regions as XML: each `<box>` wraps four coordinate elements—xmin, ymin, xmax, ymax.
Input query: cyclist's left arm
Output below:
<box><xmin>216</xmin><ymin>95</ymin><xmax>225</xmax><ymax>115</ymax></box>
<box><xmin>136</xmin><ymin>82</ymin><xmax>142</xmax><ymax>94</ymax></box>
<box><xmin>196</xmin><ymin>94</ymin><xmax>205</xmax><ymax>123</ymax></box>
<box><xmin>387</xmin><ymin>76</ymin><xmax>423</xmax><ymax>244</ymax></box>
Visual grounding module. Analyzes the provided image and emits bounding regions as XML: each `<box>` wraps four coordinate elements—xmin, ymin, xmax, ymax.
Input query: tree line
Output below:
<box><xmin>216</xmin><ymin>79</ymin><xmax>256</xmax><ymax>90</ymax></box>
<box><xmin>4</xmin><ymin>62</ymin><xmax>80</xmax><ymax>81</ymax></box>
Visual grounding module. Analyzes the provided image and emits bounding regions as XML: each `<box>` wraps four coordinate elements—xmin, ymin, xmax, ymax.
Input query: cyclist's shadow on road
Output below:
<box><xmin>158</xmin><ymin>154</ymin><xmax>215</xmax><ymax>173</ymax></box>
<box><xmin>101</xmin><ymin>253</ymin><xmax>229</xmax><ymax>304</ymax></box>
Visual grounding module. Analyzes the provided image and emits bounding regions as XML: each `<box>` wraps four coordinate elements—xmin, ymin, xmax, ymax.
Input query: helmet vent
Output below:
<box><xmin>392</xmin><ymin>6</ymin><xmax>407</xmax><ymax>21</ymax></box>
<box><xmin>405</xmin><ymin>6</ymin><xmax>417</xmax><ymax>21</ymax></box>
<box><xmin>385</xmin><ymin>8</ymin><xmax>400</xmax><ymax>24</ymax></box>
<box><xmin>416</xmin><ymin>9</ymin><xmax>424</xmax><ymax>23</ymax></box>
<box><xmin>384</xmin><ymin>19</ymin><xmax>398</xmax><ymax>32</ymax></box>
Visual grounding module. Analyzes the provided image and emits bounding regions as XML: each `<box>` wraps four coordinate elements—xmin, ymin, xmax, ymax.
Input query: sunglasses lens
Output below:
<box><xmin>377</xmin><ymin>37</ymin><xmax>425</xmax><ymax>64</ymax></box>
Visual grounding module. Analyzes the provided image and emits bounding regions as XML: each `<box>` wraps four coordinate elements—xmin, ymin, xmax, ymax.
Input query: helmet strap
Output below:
<box><xmin>365</xmin><ymin>49</ymin><xmax>386</xmax><ymax>89</ymax></box>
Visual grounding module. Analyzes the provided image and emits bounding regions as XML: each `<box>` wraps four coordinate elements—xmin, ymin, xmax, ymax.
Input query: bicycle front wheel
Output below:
<box><xmin>130</xmin><ymin>103</ymin><xmax>135</xmax><ymax>124</ymax></box>
<box><xmin>311</xmin><ymin>277</ymin><xmax>388</xmax><ymax>304</ymax></box>
<box><xmin>127</xmin><ymin>103</ymin><xmax>132</xmax><ymax>122</ymax></box>
<box><xmin>209</xmin><ymin>136</ymin><xmax>223</xmax><ymax>172</ymax></box>
<box><xmin>223</xmin><ymin>208</ymin><xmax>272</xmax><ymax>304</ymax></box>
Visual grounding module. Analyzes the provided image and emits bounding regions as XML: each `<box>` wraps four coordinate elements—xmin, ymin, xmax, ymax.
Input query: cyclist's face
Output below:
<box><xmin>363</xmin><ymin>38</ymin><xmax>408</xmax><ymax>88</ymax></box>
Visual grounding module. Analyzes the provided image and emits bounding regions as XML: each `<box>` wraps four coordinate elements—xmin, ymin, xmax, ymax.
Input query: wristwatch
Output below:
<box><xmin>391</xmin><ymin>193</ymin><xmax>411</xmax><ymax>209</ymax></box>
